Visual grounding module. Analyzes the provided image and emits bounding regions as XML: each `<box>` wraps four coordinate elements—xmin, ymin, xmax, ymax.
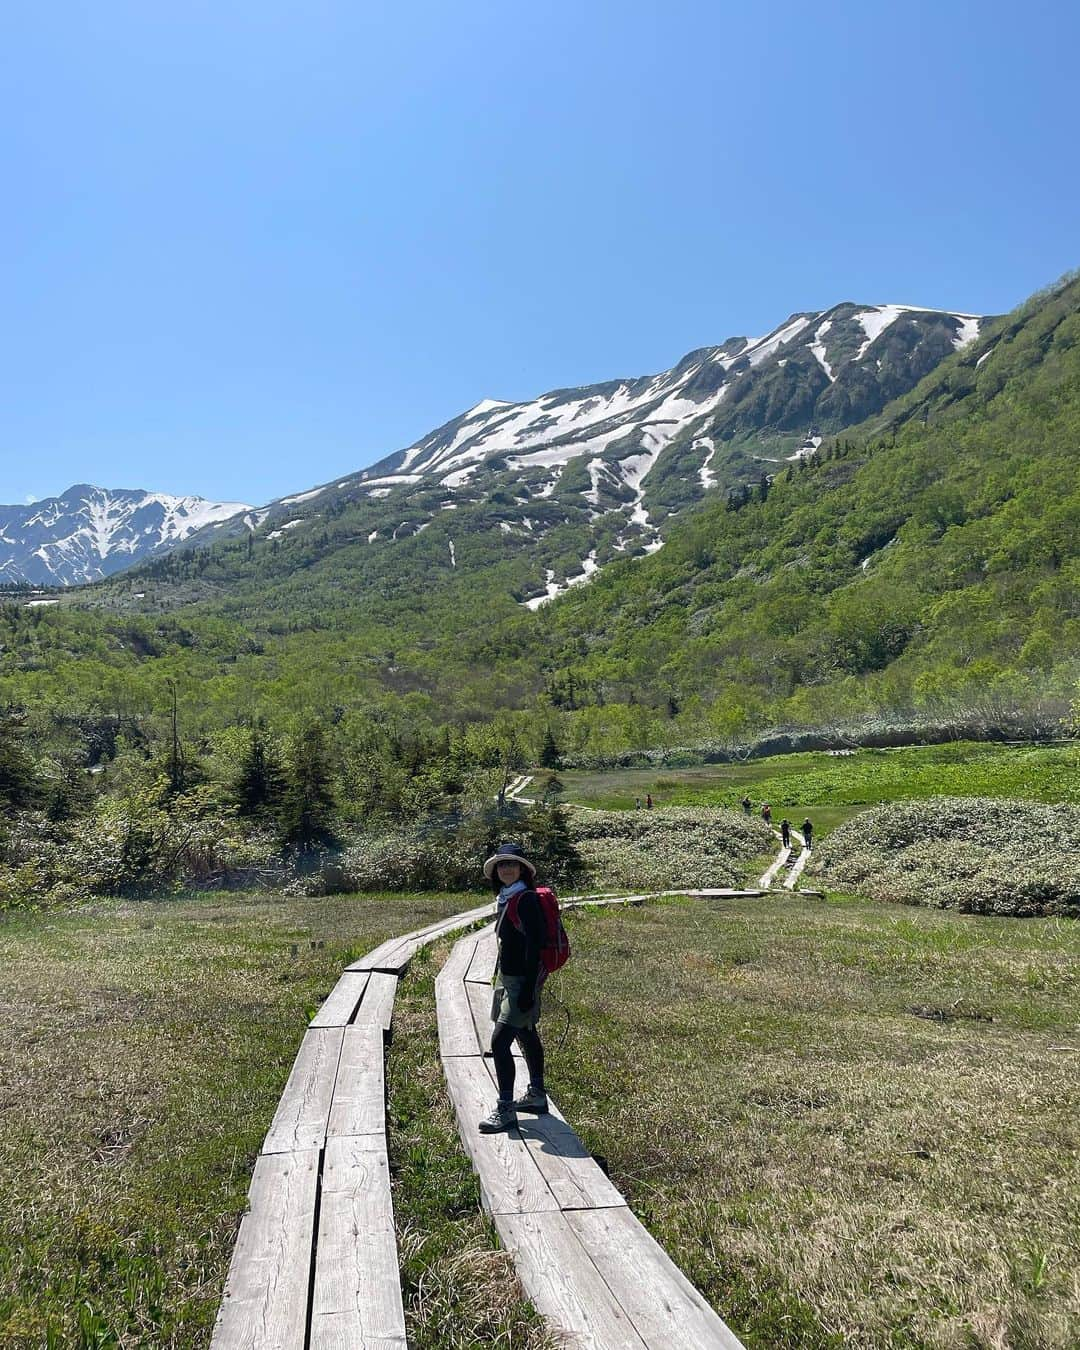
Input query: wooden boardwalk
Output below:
<box><xmin>437</xmin><ymin>916</ymin><xmax>746</xmax><ymax>1349</ymax></box>
<box><xmin>210</xmin><ymin>902</ymin><xmax>492</xmax><ymax>1350</ymax></box>
<box><xmin>213</xmin><ymin>890</ymin><xmax>757</xmax><ymax>1349</ymax></box>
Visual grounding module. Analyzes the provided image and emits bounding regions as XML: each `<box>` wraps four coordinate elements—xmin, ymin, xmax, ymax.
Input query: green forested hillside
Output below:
<box><xmin>1</xmin><ymin>275</ymin><xmax>1077</xmax><ymax>769</ymax></box>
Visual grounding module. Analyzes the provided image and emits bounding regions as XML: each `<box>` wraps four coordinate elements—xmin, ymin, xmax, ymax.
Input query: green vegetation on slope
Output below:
<box><xmin>2</xmin><ymin>275</ymin><xmax>1078</xmax><ymax>774</ymax></box>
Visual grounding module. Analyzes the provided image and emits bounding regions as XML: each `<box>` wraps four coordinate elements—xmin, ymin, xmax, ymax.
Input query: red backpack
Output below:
<box><xmin>506</xmin><ymin>883</ymin><xmax>571</xmax><ymax>979</ymax></box>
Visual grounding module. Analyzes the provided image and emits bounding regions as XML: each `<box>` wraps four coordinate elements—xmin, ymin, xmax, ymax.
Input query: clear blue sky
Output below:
<box><xmin>2</xmin><ymin>0</ymin><xmax>1078</xmax><ymax>507</ymax></box>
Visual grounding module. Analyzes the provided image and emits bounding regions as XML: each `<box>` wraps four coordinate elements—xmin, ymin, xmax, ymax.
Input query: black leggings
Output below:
<box><xmin>491</xmin><ymin>1022</ymin><xmax>545</xmax><ymax>1101</ymax></box>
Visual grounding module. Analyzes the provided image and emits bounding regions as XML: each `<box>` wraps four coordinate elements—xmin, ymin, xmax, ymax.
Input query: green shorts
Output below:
<box><xmin>491</xmin><ymin>972</ymin><xmax>542</xmax><ymax>1030</ymax></box>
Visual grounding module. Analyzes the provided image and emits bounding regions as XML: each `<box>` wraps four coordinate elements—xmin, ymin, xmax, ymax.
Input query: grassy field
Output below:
<box><xmin>0</xmin><ymin>890</ymin><xmax>473</xmax><ymax>1348</ymax></box>
<box><xmin>549</xmin><ymin>895</ymin><xmax>1080</xmax><ymax>1349</ymax></box>
<box><xmin>559</xmin><ymin>742</ymin><xmax>1080</xmax><ymax>838</ymax></box>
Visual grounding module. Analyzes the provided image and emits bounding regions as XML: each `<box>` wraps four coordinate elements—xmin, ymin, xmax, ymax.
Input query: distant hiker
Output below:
<box><xmin>645</xmin><ymin>792</ymin><xmax>654</xmax><ymax>810</ymax></box>
<box><xmin>761</xmin><ymin>802</ymin><xmax>772</xmax><ymax>824</ymax></box>
<box><xmin>634</xmin><ymin>796</ymin><xmax>641</xmax><ymax>810</ymax></box>
<box><xmin>741</xmin><ymin>795</ymin><xmax>752</xmax><ymax>816</ymax></box>
<box><xmin>780</xmin><ymin>819</ymin><xmax>791</xmax><ymax>848</ymax></box>
<box><xmin>478</xmin><ymin>843</ymin><xmax>552</xmax><ymax>1134</ymax></box>
<box><xmin>802</xmin><ymin>818</ymin><xmax>814</xmax><ymax>850</ymax></box>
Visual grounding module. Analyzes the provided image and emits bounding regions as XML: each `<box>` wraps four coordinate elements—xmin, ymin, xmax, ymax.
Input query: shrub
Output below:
<box><xmin>566</xmin><ymin>806</ymin><xmax>773</xmax><ymax>890</ymax></box>
<box><xmin>812</xmin><ymin>796</ymin><xmax>1080</xmax><ymax>917</ymax></box>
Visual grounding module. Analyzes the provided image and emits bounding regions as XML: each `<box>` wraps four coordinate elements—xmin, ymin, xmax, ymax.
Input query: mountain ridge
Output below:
<box><xmin>0</xmin><ymin>485</ymin><xmax>251</xmax><ymax>586</ymax></box>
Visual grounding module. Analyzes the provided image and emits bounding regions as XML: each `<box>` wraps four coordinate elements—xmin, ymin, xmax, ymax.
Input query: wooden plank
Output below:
<box><xmin>345</xmin><ymin>939</ymin><xmax>403</xmax><ymax>973</ymax></box>
<box><xmin>436</xmin><ymin>965</ymin><xmax>481</xmax><ymax>1058</ymax></box>
<box><xmin>515</xmin><ymin>1102</ymin><xmax>626</xmax><ymax>1212</ymax></box>
<box><xmin>437</xmin><ymin>933</ymin><xmax>477</xmax><ymax>985</ymax></box>
<box><xmin>327</xmin><ymin>1024</ymin><xmax>385</xmax><ymax>1138</ymax></box>
<box><xmin>211</xmin><ymin>1149</ymin><xmax>319</xmax><ymax>1350</ymax></box>
<box><xmin>493</xmin><ymin>1209</ymin><xmax>648</xmax><ymax>1350</ymax></box>
<box><xmin>307</xmin><ymin>1323</ymin><xmax>405</xmax><ymax>1350</ymax></box>
<box><xmin>566</xmin><ymin>1206</ymin><xmax>745</xmax><ymax>1349</ymax></box>
<box><xmin>442</xmin><ymin>1054</ymin><xmax>558</xmax><ymax>1215</ymax></box>
<box><xmin>758</xmin><ymin>847</ymin><xmax>790</xmax><ymax>890</ymax></box>
<box><xmin>465</xmin><ymin>978</ymin><xmax>494</xmax><ymax>1049</ymax></box>
<box><xmin>353</xmin><ymin>971</ymin><xmax>397</xmax><ymax>1032</ymax></box>
<box><xmin>310</xmin><ymin>1134</ymin><xmax>407</xmax><ymax>1348</ymax></box>
<box><xmin>263</xmin><ymin>1028</ymin><xmax>343</xmax><ymax>1155</ymax></box>
<box><xmin>465</xmin><ymin>926</ymin><xmax>497</xmax><ymax>983</ymax></box>
<box><xmin>310</xmin><ymin>971</ymin><xmax>370</xmax><ymax>1029</ymax></box>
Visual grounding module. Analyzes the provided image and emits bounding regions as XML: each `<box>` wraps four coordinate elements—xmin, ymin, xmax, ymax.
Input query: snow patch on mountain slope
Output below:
<box><xmin>696</xmin><ymin>438</ymin><xmax>718</xmax><ymax>490</ymax></box>
<box><xmin>523</xmin><ymin>551</ymin><xmax>599</xmax><ymax>609</ymax></box>
<box><xmin>809</xmin><ymin>318</ymin><xmax>835</xmax><ymax>381</ymax></box>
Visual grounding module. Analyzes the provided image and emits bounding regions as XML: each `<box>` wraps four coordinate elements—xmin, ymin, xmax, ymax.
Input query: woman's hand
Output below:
<box><xmin>516</xmin><ymin>987</ymin><xmax>534</xmax><ymax>1013</ymax></box>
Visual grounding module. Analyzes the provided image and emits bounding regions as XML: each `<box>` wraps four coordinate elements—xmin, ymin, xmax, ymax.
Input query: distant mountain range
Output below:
<box><xmin>0</xmin><ymin>485</ymin><xmax>250</xmax><ymax>586</ymax></box>
<box><xmin>1</xmin><ymin>301</ymin><xmax>983</xmax><ymax>588</ymax></box>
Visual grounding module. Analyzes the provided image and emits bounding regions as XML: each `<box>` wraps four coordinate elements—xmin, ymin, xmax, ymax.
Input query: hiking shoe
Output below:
<box><xmin>513</xmin><ymin>1086</ymin><xmax>549</xmax><ymax>1115</ymax></box>
<box><xmin>478</xmin><ymin>1103</ymin><xmax>516</xmax><ymax>1134</ymax></box>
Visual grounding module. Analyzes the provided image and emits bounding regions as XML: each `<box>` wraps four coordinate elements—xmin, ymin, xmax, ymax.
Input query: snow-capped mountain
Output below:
<box><xmin>189</xmin><ymin>301</ymin><xmax>986</xmax><ymax>595</ymax></box>
<box><xmin>0</xmin><ymin>485</ymin><xmax>251</xmax><ymax>585</ymax></box>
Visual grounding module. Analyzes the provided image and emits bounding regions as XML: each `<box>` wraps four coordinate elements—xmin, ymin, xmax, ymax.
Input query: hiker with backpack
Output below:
<box><xmin>802</xmin><ymin>817</ymin><xmax>814</xmax><ymax>850</ymax></box>
<box><xmin>478</xmin><ymin>842</ymin><xmax>569</xmax><ymax>1134</ymax></box>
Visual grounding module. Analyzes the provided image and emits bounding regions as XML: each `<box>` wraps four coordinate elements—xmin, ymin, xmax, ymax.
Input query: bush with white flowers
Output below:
<box><xmin>811</xmin><ymin>796</ymin><xmax>1079</xmax><ymax>917</ymax></box>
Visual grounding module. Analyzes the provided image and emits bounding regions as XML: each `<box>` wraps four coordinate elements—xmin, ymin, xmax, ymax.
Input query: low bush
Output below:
<box><xmin>812</xmin><ymin>796</ymin><xmax>1080</xmax><ymax>916</ymax></box>
<box><xmin>338</xmin><ymin>803</ymin><xmax>586</xmax><ymax>893</ymax></box>
<box><xmin>566</xmin><ymin>805</ymin><xmax>773</xmax><ymax>890</ymax></box>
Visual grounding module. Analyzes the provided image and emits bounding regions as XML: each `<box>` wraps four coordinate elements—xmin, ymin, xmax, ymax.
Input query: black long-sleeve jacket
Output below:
<box><xmin>494</xmin><ymin>888</ymin><xmax>546</xmax><ymax>983</ymax></box>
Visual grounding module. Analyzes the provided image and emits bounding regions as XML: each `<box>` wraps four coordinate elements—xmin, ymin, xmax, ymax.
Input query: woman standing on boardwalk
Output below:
<box><xmin>478</xmin><ymin>842</ymin><xmax>550</xmax><ymax>1134</ymax></box>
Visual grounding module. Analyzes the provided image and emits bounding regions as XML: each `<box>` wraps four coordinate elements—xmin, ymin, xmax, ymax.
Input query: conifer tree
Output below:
<box><xmin>540</xmin><ymin>727</ymin><xmax>560</xmax><ymax>768</ymax></box>
<box><xmin>281</xmin><ymin>721</ymin><xmax>338</xmax><ymax>852</ymax></box>
<box><xmin>234</xmin><ymin>723</ymin><xmax>286</xmax><ymax>818</ymax></box>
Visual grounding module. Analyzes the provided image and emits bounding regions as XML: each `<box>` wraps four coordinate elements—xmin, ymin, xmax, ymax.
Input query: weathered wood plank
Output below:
<box><xmin>262</xmin><ymin>1028</ymin><xmax>343</xmax><ymax>1155</ymax></box>
<box><xmin>211</xmin><ymin>1149</ymin><xmax>319</xmax><ymax>1350</ymax></box>
<box><xmin>442</xmin><ymin>1054</ymin><xmax>557</xmax><ymax>1215</ymax></box>
<box><xmin>437</xmin><ymin>933</ymin><xmax>477</xmax><ymax>985</ymax></box>
<box><xmin>436</xmin><ymin>962</ymin><xmax>481</xmax><ymax>1058</ymax></box>
<box><xmin>310</xmin><ymin>1134</ymin><xmax>407</xmax><ymax>1349</ymax></box>
<box><xmin>515</xmin><ymin>1102</ymin><xmax>626</xmax><ymax>1212</ymax></box>
<box><xmin>352</xmin><ymin>971</ymin><xmax>397</xmax><ymax>1032</ymax></box>
<box><xmin>566</xmin><ymin>1206</ymin><xmax>745</xmax><ymax>1349</ymax></box>
<box><xmin>464</xmin><ymin>926</ymin><xmax>497</xmax><ymax>983</ymax></box>
<box><xmin>307</xmin><ymin>1323</ymin><xmax>405</xmax><ymax>1350</ymax></box>
<box><xmin>465</xmin><ymin>977</ymin><xmax>494</xmax><ymax>1049</ymax></box>
<box><xmin>494</xmin><ymin>1209</ymin><xmax>648</xmax><ymax>1350</ymax></box>
<box><xmin>345</xmin><ymin>939</ymin><xmax>403</xmax><ymax>973</ymax></box>
<box><xmin>309</xmin><ymin>971</ymin><xmax>370</xmax><ymax>1029</ymax></box>
<box><xmin>308</xmin><ymin>1321</ymin><xmax>406</xmax><ymax>1350</ymax></box>
<box><xmin>327</xmin><ymin>1024</ymin><xmax>385</xmax><ymax>1138</ymax></box>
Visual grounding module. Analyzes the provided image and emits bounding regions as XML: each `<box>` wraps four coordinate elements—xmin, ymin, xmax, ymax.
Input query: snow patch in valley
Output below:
<box><xmin>522</xmin><ymin>551</ymin><xmax>599</xmax><ymax>610</ymax></box>
<box><xmin>280</xmin><ymin>487</ymin><xmax>323</xmax><ymax>506</ymax></box>
<box><xmin>787</xmin><ymin>435</ymin><xmax>822</xmax><ymax>461</ymax></box>
<box><xmin>953</xmin><ymin>316</ymin><xmax>981</xmax><ymax>349</ymax></box>
<box><xmin>809</xmin><ymin>318</ymin><xmax>835</xmax><ymax>381</ymax></box>
<box><xmin>976</xmin><ymin>346</ymin><xmax>995</xmax><ymax>367</ymax></box>
<box><xmin>696</xmin><ymin>438</ymin><xmax>718</xmax><ymax>490</ymax></box>
<box><xmin>448</xmin><ymin>540</ymin><xmax>456</xmax><ymax>568</ymax></box>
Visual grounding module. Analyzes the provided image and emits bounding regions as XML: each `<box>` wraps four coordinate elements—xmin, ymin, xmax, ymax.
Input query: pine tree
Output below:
<box><xmin>0</xmin><ymin>712</ymin><xmax>38</xmax><ymax>809</ymax></box>
<box><xmin>281</xmin><ymin>721</ymin><xmax>338</xmax><ymax>852</ymax></box>
<box><xmin>234</xmin><ymin>724</ymin><xmax>286</xmax><ymax>818</ymax></box>
<box><xmin>540</xmin><ymin>727</ymin><xmax>560</xmax><ymax>769</ymax></box>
